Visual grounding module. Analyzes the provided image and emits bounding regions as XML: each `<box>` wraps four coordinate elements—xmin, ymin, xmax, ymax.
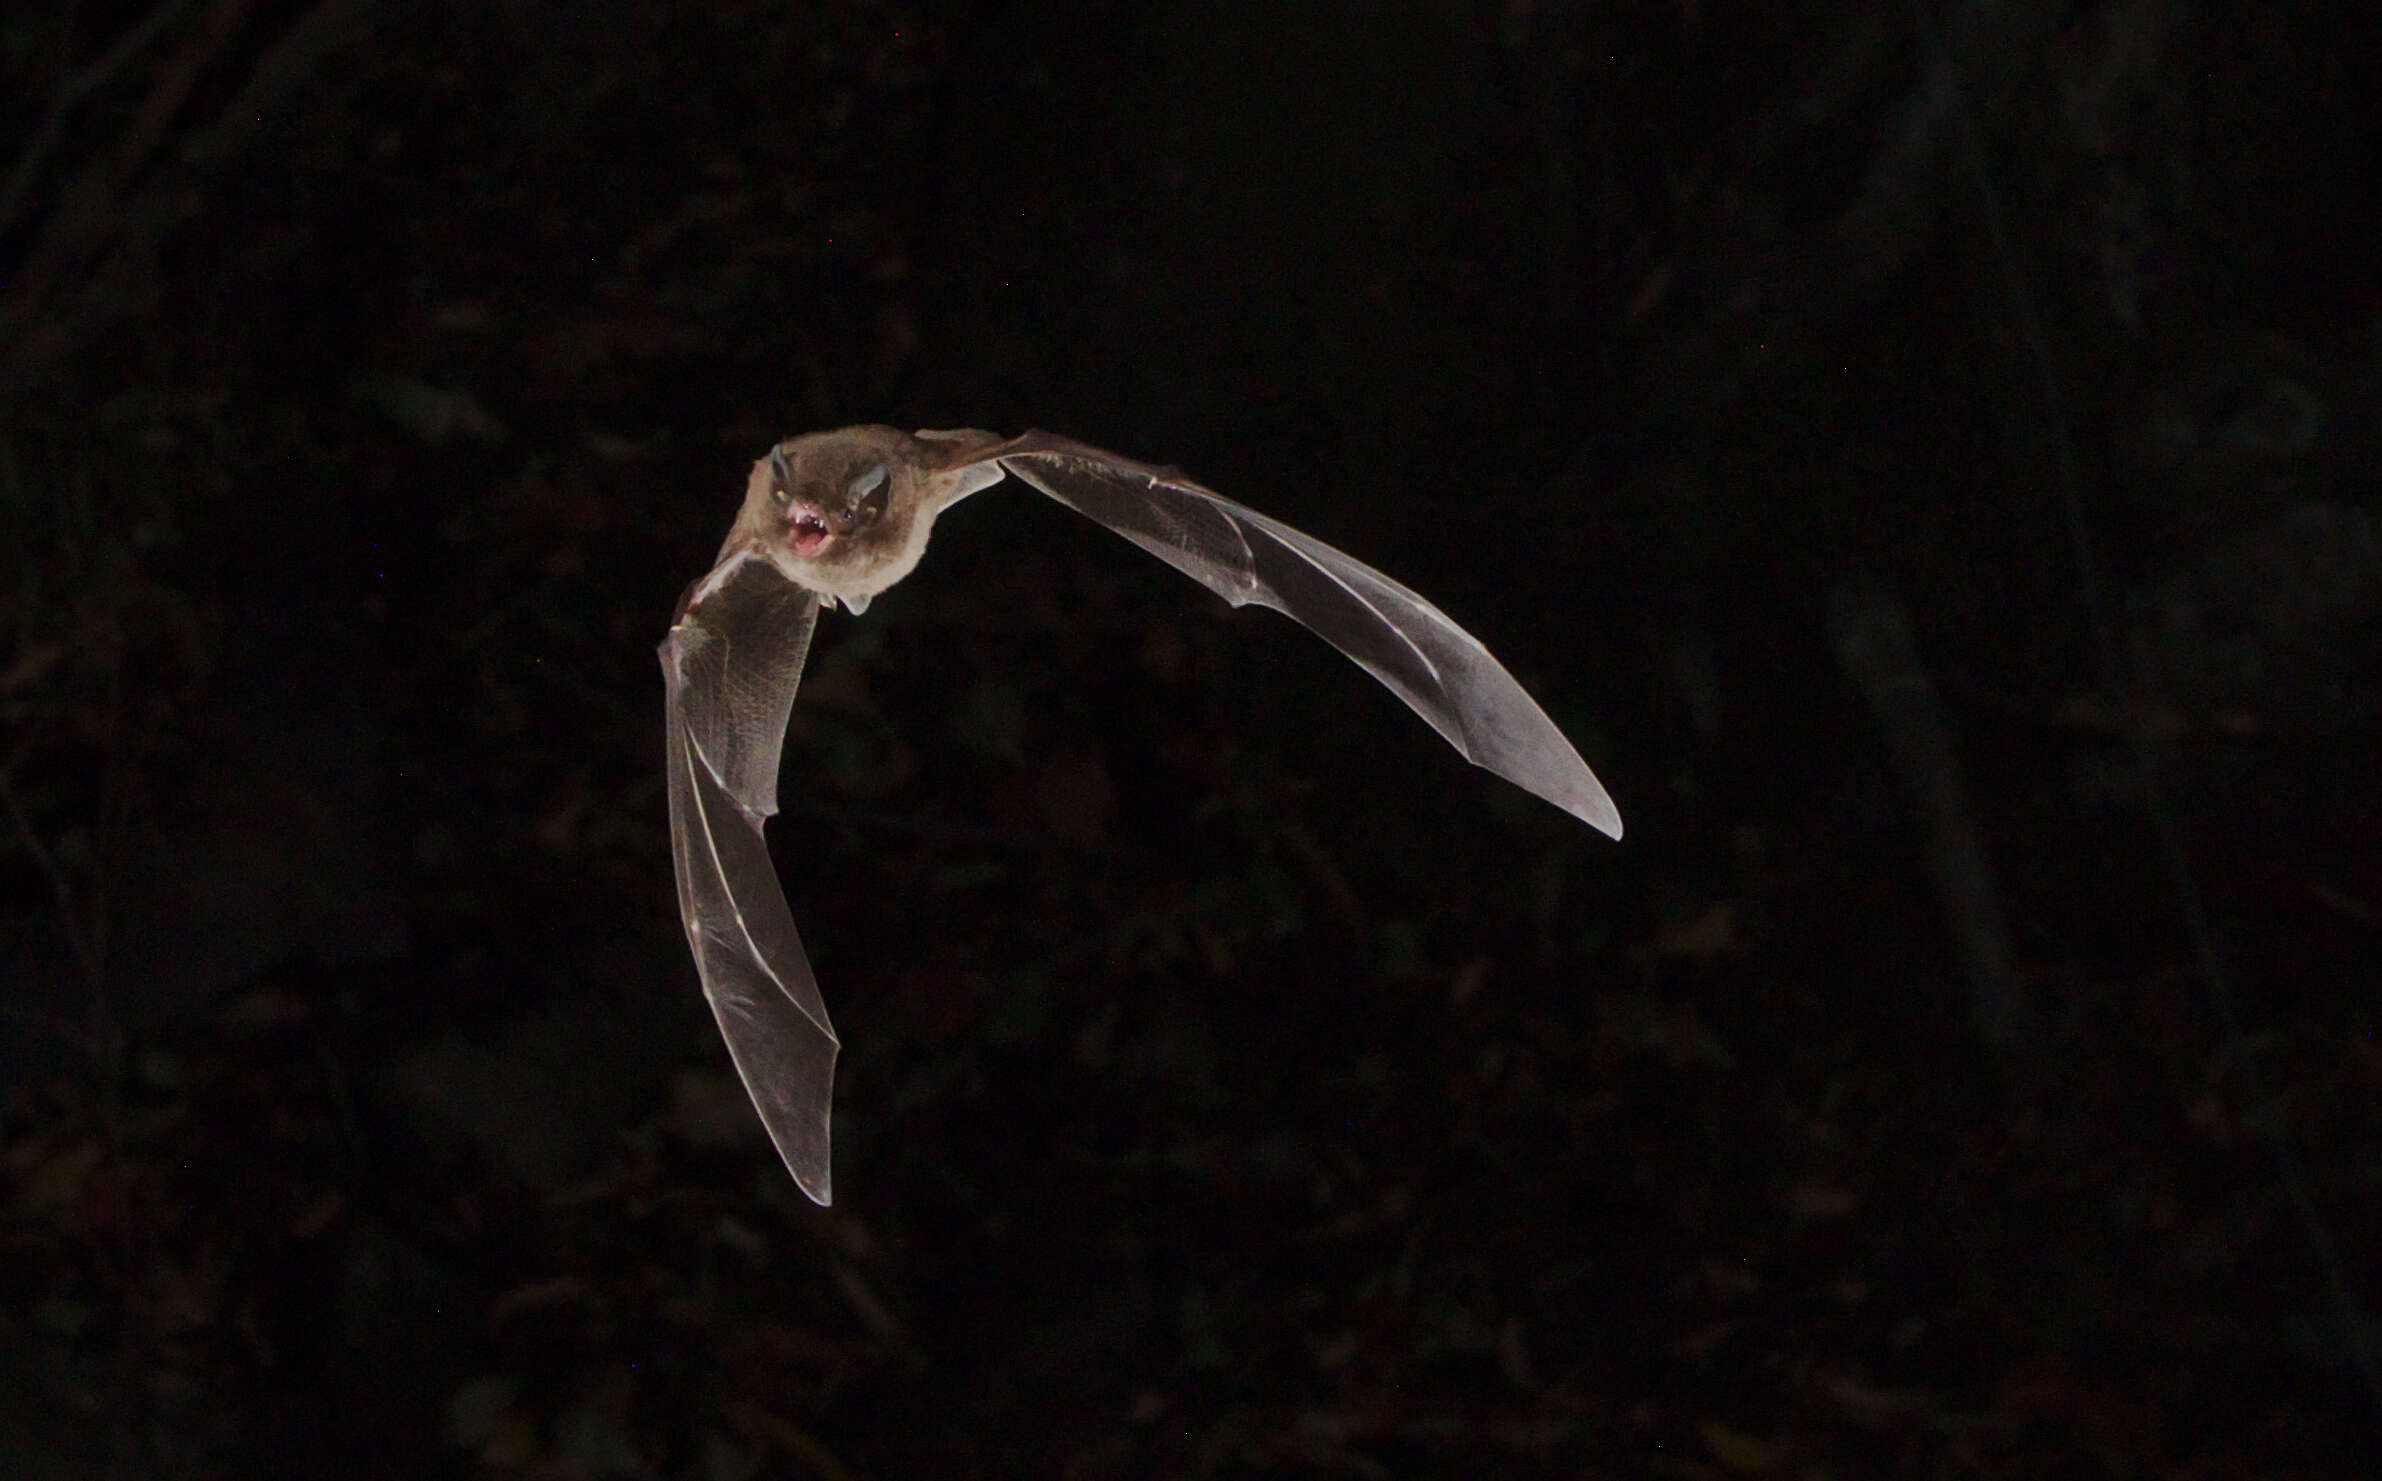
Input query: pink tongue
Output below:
<box><xmin>790</xmin><ymin>511</ymin><xmax>832</xmax><ymax>556</ymax></box>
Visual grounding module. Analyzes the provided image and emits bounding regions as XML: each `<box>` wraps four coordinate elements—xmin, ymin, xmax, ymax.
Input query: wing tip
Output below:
<box><xmin>1556</xmin><ymin>777</ymin><xmax>1625</xmax><ymax>840</ymax></box>
<box><xmin>1486</xmin><ymin>750</ymin><xmax>1622</xmax><ymax>840</ymax></box>
<box><xmin>794</xmin><ymin>1163</ymin><xmax>833</xmax><ymax>1206</ymax></box>
<box><xmin>770</xmin><ymin>1120</ymin><xmax>835</xmax><ymax>1206</ymax></box>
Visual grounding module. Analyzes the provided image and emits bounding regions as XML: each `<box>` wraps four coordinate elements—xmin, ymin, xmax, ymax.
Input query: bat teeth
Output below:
<box><xmin>789</xmin><ymin>505</ymin><xmax>834</xmax><ymax>556</ymax></box>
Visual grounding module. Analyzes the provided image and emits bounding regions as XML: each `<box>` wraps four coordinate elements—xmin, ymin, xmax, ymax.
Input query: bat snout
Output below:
<box><xmin>786</xmin><ymin>468</ymin><xmax>889</xmax><ymax>558</ymax></box>
<box><xmin>787</xmin><ymin>500</ymin><xmax>836</xmax><ymax>557</ymax></box>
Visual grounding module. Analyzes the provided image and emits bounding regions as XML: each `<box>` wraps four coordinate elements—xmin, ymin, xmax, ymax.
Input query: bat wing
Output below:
<box><xmin>958</xmin><ymin>431</ymin><xmax>1622</xmax><ymax>838</ymax></box>
<box><xmin>660</xmin><ymin>550</ymin><xmax>840</xmax><ymax>1203</ymax></box>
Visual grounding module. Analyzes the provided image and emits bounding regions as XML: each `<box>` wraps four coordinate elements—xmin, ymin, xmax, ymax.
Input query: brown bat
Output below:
<box><xmin>661</xmin><ymin>426</ymin><xmax>1621</xmax><ymax>1203</ymax></box>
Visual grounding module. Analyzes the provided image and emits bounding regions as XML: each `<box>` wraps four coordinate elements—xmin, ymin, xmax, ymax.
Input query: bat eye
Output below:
<box><xmin>771</xmin><ymin>484</ymin><xmax>791</xmax><ymax>505</ymax></box>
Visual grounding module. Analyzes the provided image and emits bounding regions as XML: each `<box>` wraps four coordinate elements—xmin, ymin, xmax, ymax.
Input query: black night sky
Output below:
<box><xmin>3</xmin><ymin>2</ymin><xmax>2379</xmax><ymax>1476</ymax></box>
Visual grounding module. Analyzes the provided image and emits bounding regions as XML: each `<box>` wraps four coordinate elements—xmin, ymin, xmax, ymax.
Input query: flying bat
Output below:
<box><xmin>661</xmin><ymin>425</ymin><xmax>1621</xmax><ymax>1203</ymax></box>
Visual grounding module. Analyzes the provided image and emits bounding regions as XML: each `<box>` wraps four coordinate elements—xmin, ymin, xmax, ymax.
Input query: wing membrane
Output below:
<box><xmin>661</xmin><ymin>553</ymin><xmax>839</xmax><ymax>1203</ymax></box>
<box><xmin>661</xmin><ymin>428</ymin><xmax>1623</xmax><ymax>1207</ymax></box>
<box><xmin>987</xmin><ymin>434</ymin><xmax>1622</xmax><ymax>838</ymax></box>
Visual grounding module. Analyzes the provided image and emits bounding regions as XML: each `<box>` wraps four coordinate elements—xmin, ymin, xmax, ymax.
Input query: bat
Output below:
<box><xmin>661</xmin><ymin>426</ymin><xmax>1621</xmax><ymax>1203</ymax></box>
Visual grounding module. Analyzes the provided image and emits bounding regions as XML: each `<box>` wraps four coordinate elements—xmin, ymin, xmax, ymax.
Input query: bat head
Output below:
<box><xmin>730</xmin><ymin>425</ymin><xmax>946</xmax><ymax>603</ymax></box>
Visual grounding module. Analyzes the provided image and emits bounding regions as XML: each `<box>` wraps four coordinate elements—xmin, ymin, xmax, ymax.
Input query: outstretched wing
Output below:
<box><xmin>957</xmin><ymin>431</ymin><xmax>1621</xmax><ymax>838</ymax></box>
<box><xmin>660</xmin><ymin>550</ymin><xmax>839</xmax><ymax>1203</ymax></box>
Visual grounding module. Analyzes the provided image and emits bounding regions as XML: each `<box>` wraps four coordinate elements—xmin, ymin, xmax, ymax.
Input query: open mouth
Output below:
<box><xmin>788</xmin><ymin>505</ymin><xmax>834</xmax><ymax>558</ymax></box>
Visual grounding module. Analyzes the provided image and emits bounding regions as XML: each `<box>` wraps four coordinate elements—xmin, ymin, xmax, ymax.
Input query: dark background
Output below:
<box><xmin>3</xmin><ymin>1</ymin><xmax>2379</xmax><ymax>1476</ymax></box>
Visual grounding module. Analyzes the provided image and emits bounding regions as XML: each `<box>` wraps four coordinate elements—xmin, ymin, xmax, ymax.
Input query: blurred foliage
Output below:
<box><xmin>1</xmin><ymin>391</ymin><xmax>227</xmax><ymax>1014</ymax></box>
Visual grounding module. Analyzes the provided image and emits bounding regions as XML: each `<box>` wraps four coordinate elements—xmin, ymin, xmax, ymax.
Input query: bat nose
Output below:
<box><xmin>790</xmin><ymin>491</ymin><xmax>881</xmax><ymax>538</ymax></box>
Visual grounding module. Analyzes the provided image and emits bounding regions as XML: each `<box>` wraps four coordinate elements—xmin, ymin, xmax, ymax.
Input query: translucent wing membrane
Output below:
<box><xmin>663</xmin><ymin>428</ymin><xmax>1622</xmax><ymax>1205</ymax></box>
<box><xmin>661</xmin><ymin>554</ymin><xmax>838</xmax><ymax>1203</ymax></box>
<box><xmin>990</xmin><ymin>435</ymin><xmax>1622</xmax><ymax>838</ymax></box>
